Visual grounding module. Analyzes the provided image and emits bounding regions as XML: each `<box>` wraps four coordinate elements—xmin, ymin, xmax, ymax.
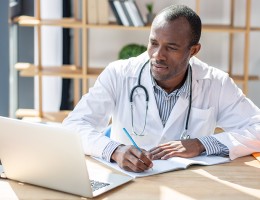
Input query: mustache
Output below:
<box><xmin>151</xmin><ymin>60</ymin><xmax>167</xmax><ymax>67</ymax></box>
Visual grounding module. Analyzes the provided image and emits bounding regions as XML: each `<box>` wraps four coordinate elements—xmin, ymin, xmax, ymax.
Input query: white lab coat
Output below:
<box><xmin>63</xmin><ymin>52</ymin><xmax>260</xmax><ymax>160</ymax></box>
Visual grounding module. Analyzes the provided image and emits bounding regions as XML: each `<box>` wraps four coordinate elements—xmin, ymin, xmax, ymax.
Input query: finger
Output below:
<box><xmin>123</xmin><ymin>159</ymin><xmax>144</xmax><ymax>172</ymax></box>
<box><xmin>121</xmin><ymin>151</ymin><xmax>146</xmax><ymax>172</ymax></box>
<box><xmin>129</xmin><ymin>154</ymin><xmax>152</xmax><ymax>172</ymax></box>
<box><xmin>149</xmin><ymin>143</ymin><xmax>172</xmax><ymax>152</ymax></box>
<box><xmin>130</xmin><ymin>148</ymin><xmax>153</xmax><ymax>170</ymax></box>
<box><xmin>150</xmin><ymin>142</ymin><xmax>179</xmax><ymax>152</ymax></box>
<box><xmin>158</xmin><ymin>142</ymin><xmax>174</xmax><ymax>147</ymax></box>
<box><xmin>143</xmin><ymin>150</ymin><xmax>154</xmax><ymax>160</ymax></box>
<box><xmin>150</xmin><ymin>149</ymin><xmax>162</xmax><ymax>159</ymax></box>
<box><xmin>149</xmin><ymin>146</ymin><xmax>166</xmax><ymax>155</ymax></box>
<box><xmin>149</xmin><ymin>145</ymin><xmax>178</xmax><ymax>158</ymax></box>
<box><xmin>152</xmin><ymin>149</ymin><xmax>175</xmax><ymax>160</ymax></box>
<box><xmin>139</xmin><ymin>152</ymin><xmax>153</xmax><ymax>168</ymax></box>
<box><xmin>161</xmin><ymin>151</ymin><xmax>178</xmax><ymax>160</ymax></box>
<box><xmin>139</xmin><ymin>149</ymin><xmax>153</xmax><ymax>161</ymax></box>
<box><xmin>161</xmin><ymin>149</ymin><xmax>194</xmax><ymax>160</ymax></box>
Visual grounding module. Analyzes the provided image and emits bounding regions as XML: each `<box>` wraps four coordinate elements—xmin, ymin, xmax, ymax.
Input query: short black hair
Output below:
<box><xmin>158</xmin><ymin>5</ymin><xmax>201</xmax><ymax>46</ymax></box>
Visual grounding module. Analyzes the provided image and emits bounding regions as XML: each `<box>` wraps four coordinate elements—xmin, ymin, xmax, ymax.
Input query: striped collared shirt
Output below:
<box><xmin>151</xmin><ymin>66</ymin><xmax>191</xmax><ymax>127</ymax></box>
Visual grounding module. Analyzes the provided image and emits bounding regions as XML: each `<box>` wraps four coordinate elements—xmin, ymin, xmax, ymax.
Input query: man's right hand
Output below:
<box><xmin>111</xmin><ymin>145</ymin><xmax>153</xmax><ymax>172</ymax></box>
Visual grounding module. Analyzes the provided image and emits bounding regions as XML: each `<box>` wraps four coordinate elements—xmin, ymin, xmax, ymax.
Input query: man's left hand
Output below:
<box><xmin>149</xmin><ymin>139</ymin><xmax>205</xmax><ymax>160</ymax></box>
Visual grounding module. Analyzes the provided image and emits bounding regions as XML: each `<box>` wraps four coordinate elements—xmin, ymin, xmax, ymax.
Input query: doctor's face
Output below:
<box><xmin>148</xmin><ymin>16</ymin><xmax>200</xmax><ymax>90</ymax></box>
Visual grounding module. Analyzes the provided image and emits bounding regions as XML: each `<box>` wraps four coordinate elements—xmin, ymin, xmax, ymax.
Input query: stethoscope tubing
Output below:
<box><xmin>130</xmin><ymin>59</ymin><xmax>192</xmax><ymax>139</ymax></box>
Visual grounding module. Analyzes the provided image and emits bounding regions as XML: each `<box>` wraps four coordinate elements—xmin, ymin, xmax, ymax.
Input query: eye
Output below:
<box><xmin>168</xmin><ymin>46</ymin><xmax>178</xmax><ymax>51</ymax></box>
<box><xmin>149</xmin><ymin>40</ymin><xmax>158</xmax><ymax>46</ymax></box>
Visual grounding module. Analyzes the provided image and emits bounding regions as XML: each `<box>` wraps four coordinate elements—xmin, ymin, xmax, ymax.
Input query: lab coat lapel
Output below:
<box><xmin>163</xmin><ymin>95</ymin><xmax>189</xmax><ymax>132</ymax></box>
<box><xmin>142</xmin><ymin>64</ymin><xmax>164</xmax><ymax>130</ymax></box>
<box><xmin>191</xmin><ymin>66</ymin><xmax>199</xmax><ymax>101</ymax></box>
<box><xmin>162</xmin><ymin>68</ymin><xmax>200</xmax><ymax>136</ymax></box>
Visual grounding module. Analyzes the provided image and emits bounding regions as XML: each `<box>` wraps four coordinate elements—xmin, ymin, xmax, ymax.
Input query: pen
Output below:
<box><xmin>122</xmin><ymin>128</ymin><xmax>153</xmax><ymax>170</ymax></box>
<box><xmin>122</xmin><ymin>128</ymin><xmax>142</xmax><ymax>152</ymax></box>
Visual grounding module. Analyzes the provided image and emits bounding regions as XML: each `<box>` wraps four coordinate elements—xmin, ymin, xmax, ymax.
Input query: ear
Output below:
<box><xmin>190</xmin><ymin>43</ymin><xmax>201</xmax><ymax>57</ymax></box>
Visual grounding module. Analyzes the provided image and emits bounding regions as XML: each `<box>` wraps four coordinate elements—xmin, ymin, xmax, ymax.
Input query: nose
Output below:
<box><xmin>152</xmin><ymin>46</ymin><xmax>166</xmax><ymax>60</ymax></box>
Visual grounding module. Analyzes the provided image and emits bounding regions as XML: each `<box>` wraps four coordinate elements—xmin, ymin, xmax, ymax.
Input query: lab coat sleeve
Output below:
<box><xmin>213</xmin><ymin>75</ymin><xmax>260</xmax><ymax>160</ymax></box>
<box><xmin>62</xmin><ymin>62</ymin><xmax>120</xmax><ymax>158</ymax></box>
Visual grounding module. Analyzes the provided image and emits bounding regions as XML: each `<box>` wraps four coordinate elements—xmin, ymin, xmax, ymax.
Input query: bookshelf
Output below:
<box><xmin>13</xmin><ymin>0</ymin><xmax>259</xmax><ymax>122</ymax></box>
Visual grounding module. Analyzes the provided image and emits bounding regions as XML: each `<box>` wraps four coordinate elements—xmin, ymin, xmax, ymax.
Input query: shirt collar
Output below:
<box><xmin>151</xmin><ymin>65</ymin><xmax>191</xmax><ymax>98</ymax></box>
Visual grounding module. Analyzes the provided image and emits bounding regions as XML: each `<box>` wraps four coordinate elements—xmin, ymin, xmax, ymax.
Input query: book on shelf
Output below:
<box><xmin>87</xmin><ymin>0</ymin><xmax>98</xmax><ymax>24</ymax></box>
<box><xmin>94</xmin><ymin>154</ymin><xmax>230</xmax><ymax>178</ymax></box>
<box><xmin>87</xmin><ymin>0</ymin><xmax>109</xmax><ymax>24</ymax></box>
<box><xmin>97</xmin><ymin>0</ymin><xmax>109</xmax><ymax>24</ymax></box>
<box><xmin>112</xmin><ymin>0</ymin><xmax>130</xmax><ymax>26</ymax></box>
<box><xmin>120</xmin><ymin>0</ymin><xmax>134</xmax><ymax>26</ymax></box>
<box><xmin>109</xmin><ymin>0</ymin><xmax>144</xmax><ymax>27</ymax></box>
<box><xmin>109</xmin><ymin>0</ymin><xmax>123</xmax><ymax>25</ymax></box>
<box><xmin>124</xmin><ymin>0</ymin><xmax>144</xmax><ymax>27</ymax></box>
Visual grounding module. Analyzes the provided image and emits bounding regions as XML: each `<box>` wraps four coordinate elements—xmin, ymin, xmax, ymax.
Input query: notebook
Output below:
<box><xmin>95</xmin><ymin>152</ymin><xmax>230</xmax><ymax>178</ymax></box>
<box><xmin>0</xmin><ymin>116</ymin><xmax>133</xmax><ymax>198</ymax></box>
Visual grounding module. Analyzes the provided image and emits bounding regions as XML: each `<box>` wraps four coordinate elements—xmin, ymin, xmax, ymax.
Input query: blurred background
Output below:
<box><xmin>1</xmin><ymin>0</ymin><xmax>260</xmax><ymax>122</ymax></box>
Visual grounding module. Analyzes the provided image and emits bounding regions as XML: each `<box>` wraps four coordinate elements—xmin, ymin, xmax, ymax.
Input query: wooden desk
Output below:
<box><xmin>0</xmin><ymin>156</ymin><xmax>260</xmax><ymax>200</ymax></box>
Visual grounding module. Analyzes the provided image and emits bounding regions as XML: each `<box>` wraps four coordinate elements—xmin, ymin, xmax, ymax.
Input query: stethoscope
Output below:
<box><xmin>129</xmin><ymin>60</ymin><xmax>192</xmax><ymax>140</ymax></box>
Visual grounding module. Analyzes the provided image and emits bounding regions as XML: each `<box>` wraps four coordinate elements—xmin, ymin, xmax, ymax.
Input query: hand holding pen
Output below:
<box><xmin>123</xmin><ymin>128</ymin><xmax>153</xmax><ymax>171</ymax></box>
<box><xmin>111</xmin><ymin>128</ymin><xmax>153</xmax><ymax>172</ymax></box>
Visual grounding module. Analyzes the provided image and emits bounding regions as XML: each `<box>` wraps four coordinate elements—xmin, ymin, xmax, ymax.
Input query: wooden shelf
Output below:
<box><xmin>202</xmin><ymin>25</ymin><xmax>246</xmax><ymax>33</ymax></box>
<box><xmin>13</xmin><ymin>16</ymin><xmax>39</xmax><ymax>26</ymax></box>
<box><xmin>13</xmin><ymin>15</ymin><xmax>252</xmax><ymax>33</ymax></box>
<box><xmin>15</xmin><ymin>63</ymin><xmax>103</xmax><ymax>78</ymax></box>
<box><xmin>86</xmin><ymin>68</ymin><xmax>105</xmax><ymax>78</ymax></box>
<box><xmin>14</xmin><ymin>16</ymin><xmax>149</xmax><ymax>30</ymax></box>
<box><xmin>15</xmin><ymin>63</ymin><xmax>259</xmax><ymax>83</ymax></box>
<box><xmin>86</xmin><ymin>23</ymin><xmax>151</xmax><ymax>31</ymax></box>
<box><xmin>16</xmin><ymin>63</ymin><xmax>82</xmax><ymax>78</ymax></box>
<box><xmin>16</xmin><ymin>109</ymin><xmax>70</xmax><ymax>123</ymax></box>
<box><xmin>14</xmin><ymin>16</ymin><xmax>83</xmax><ymax>28</ymax></box>
<box><xmin>250</xmin><ymin>27</ymin><xmax>260</xmax><ymax>31</ymax></box>
<box><xmin>231</xmin><ymin>75</ymin><xmax>260</xmax><ymax>83</ymax></box>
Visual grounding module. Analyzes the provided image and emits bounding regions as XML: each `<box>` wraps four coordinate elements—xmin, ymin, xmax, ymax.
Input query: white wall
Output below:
<box><xmin>88</xmin><ymin>0</ymin><xmax>260</xmax><ymax>107</ymax></box>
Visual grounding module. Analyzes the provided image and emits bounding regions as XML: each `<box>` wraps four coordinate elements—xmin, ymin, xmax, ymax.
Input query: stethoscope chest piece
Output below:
<box><xmin>180</xmin><ymin>130</ymin><xmax>190</xmax><ymax>140</ymax></box>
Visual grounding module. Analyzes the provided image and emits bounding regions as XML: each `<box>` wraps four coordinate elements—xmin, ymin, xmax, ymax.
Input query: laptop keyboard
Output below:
<box><xmin>90</xmin><ymin>180</ymin><xmax>110</xmax><ymax>191</ymax></box>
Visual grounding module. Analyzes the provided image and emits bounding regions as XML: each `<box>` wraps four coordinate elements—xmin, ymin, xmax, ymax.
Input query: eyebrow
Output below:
<box><xmin>168</xmin><ymin>42</ymin><xmax>181</xmax><ymax>47</ymax></box>
<box><xmin>149</xmin><ymin>37</ymin><xmax>180</xmax><ymax>47</ymax></box>
<box><xmin>149</xmin><ymin>38</ymin><xmax>181</xmax><ymax>47</ymax></box>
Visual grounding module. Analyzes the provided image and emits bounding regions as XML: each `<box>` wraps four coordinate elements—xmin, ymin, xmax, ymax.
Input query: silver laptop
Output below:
<box><xmin>0</xmin><ymin>116</ymin><xmax>133</xmax><ymax>198</ymax></box>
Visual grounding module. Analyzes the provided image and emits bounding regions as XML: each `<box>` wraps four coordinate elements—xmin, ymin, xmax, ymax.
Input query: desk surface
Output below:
<box><xmin>1</xmin><ymin>156</ymin><xmax>260</xmax><ymax>200</ymax></box>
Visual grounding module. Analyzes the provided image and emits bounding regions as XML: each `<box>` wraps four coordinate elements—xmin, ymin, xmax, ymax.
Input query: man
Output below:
<box><xmin>63</xmin><ymin>5</ymin><xmax>260</xmax><ymax>172</ymax></box>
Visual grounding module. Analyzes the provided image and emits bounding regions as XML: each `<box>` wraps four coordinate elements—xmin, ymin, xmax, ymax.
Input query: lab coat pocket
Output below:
<box><xmin>188</xmin><ymin>107</ymin><xmax>216</xmax><ymax>137</ymax></box>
